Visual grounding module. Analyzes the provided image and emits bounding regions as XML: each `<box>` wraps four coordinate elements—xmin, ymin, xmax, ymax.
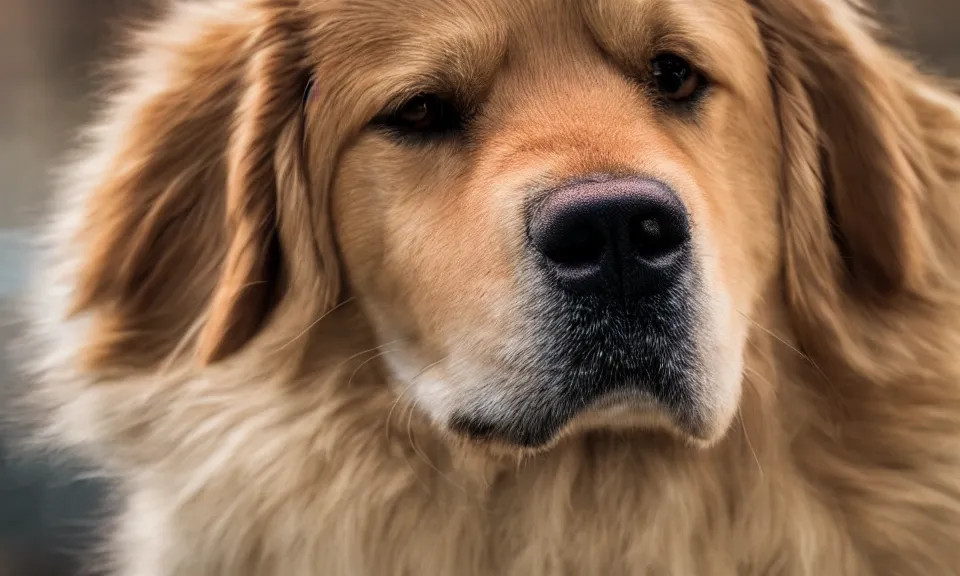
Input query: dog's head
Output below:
<box><xmin>69</xmin><ymin>0</ymin><xmax>947</xmax><ymax>450</ymax></box>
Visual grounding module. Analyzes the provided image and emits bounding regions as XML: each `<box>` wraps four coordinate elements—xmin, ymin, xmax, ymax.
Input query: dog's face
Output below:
<box><xmin>321</xmin><ymin>0</ymin><xmax>779</xmax><ymax>448</ymax></box>
<box><xmin>71</xmin><ymin>0</ymin><xmax>937</xmax><ymax>452</ymax></box>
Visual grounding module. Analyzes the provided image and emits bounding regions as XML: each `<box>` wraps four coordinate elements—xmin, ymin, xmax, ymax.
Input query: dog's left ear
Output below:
<box><xmin>752</xmin><ymin>0</ymin><xmax>956</xmax><ymax>367</ymax></box>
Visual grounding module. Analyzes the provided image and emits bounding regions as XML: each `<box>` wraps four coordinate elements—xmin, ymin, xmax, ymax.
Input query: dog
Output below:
<box><xmin>15</xmin><ymin>0</ymin><xmax>960</xmax><ymax>573</ymax></box>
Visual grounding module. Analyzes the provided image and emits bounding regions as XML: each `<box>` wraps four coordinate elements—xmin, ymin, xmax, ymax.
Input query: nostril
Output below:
<box><xmin>629</xmin><ymin>211</ymin><xmax>689</xmax><ymax>261</ymax></box>
<box><xmin>542</xmin><ymin>221</ymin><xmax>606</xmax><ymax>269</ymax></box>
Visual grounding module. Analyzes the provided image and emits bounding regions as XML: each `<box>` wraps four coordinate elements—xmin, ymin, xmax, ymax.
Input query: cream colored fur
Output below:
<box><xmin>15</xmin><ymin>0</ymin><xmax>960</xmax><ymax>574</ymax></box>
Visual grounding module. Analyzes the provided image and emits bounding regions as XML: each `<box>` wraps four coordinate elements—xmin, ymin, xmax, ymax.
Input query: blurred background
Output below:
<box><xmin>0</xmin><ymin>1</ymin><xmax>958</xmax><ymax>574</ymax></box>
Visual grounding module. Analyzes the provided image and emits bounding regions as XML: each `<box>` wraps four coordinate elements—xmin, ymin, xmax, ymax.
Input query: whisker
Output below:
<box><xmin>334</xmin><ymin>338</ymin><xmax>405</xmax><ymax>372</ymax></box>
<box><xmin>385</xmin><ymin>356</ymin><xmax>447</xmax><ymax>440</ymax></box>
<box><xmin>737</xmin><ymin>311</ymin><xmax>835</xmax><ymax>382</ymax></box>
<box><xmin>738</xmin><ymin>311</ymin><xmax>809</xmax><ymax>361</ymax></box>
<box><xmin>386</xmin><ymin>380</ymin><xmax>419</xmax><ymax>440</ymax></box>
<box><xmin>345</xmin><ymin>346</ymin><xmax>402</xmax><ymax>388</ymax></box>
<box><xmin>739</xmin><ymin>311</ymin><xmax>846</xmax><ymax>409</ymax></box>
<box><xmin>405</xmin><ymin>394</ymin><xmax>469</xmax><ymax>495</ymax></box>
<box><xmin>397</xmin><ymin>401</ymin><xmax>431</xmax><ymax>490</ymax></box>
<box><xmin>380</xmin><ymin>354</ymin><xmax>469</xmax><ymax>495</ymax></box>
<box><xmin>274</xmin><ymin>296</ymin><xmax>356</xmax><ymax>352</ymax></box>
<box><xmin>742</xmin><ymin>339</ymin><xmax>781</xmax><ymax>400</ymax></box>
<box><xmin>738</xmin><ymin>403</ymin><xmax>764</xmax><ymax>479</ymax></box>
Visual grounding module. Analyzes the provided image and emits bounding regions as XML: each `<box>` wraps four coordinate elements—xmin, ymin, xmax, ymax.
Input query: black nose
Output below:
<box><xmin>528</xmin><ymin>176</ymin><xmax>691</xmax><ymax>296</ymax></box>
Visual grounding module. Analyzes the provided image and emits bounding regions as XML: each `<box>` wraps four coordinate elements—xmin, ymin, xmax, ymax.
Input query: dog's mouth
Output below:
<box><xmin>448</xmin><ymin>375</ymin><xmax>707</xmax><ymax>449</ymax></box>
<box><xmin>447</xmin><ymin>320</ymin><xmax>710</xmax><ymax>449</ymax></box>
<box><xmin>447</xmin><ymin>266</ymin><xmax>709</xmax><ymax>449</ymax></box>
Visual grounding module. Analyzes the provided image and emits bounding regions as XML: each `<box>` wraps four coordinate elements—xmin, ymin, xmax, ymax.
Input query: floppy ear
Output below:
<box><xmin>69</xmin><ymin>0</ymin><xmax>337</xmax><ymax>370</ymax></box>
<box><xmin>751</xmin><ymin>0</ymin><xmax>957</xmax><ymax>372</ymax></box>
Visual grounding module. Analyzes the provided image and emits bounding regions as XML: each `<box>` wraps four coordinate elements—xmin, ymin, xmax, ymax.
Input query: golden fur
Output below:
<box><xmin>15</xmin><ymin>0</ymin><xmax>960</xmax><ymax>573</ymax></box>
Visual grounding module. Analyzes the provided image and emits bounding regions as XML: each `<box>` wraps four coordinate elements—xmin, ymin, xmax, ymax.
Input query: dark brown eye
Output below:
<box><xmin>376</xmin><ymin>93</ymin><xmax>464</xmax><ymax>138</ymax></box>
<box><xmin>651</xmin><ymin>54</ymin><xmax>702</xmax><ymax>101</ymax></box>
<box><xmin>396</xmin><ymin>95</ymin><xmax>435</xmax><ymax>129</ymax></box>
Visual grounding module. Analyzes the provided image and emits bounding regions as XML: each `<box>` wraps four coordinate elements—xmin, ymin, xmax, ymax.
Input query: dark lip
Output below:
<box><xmin>448</xmin><ymin>372</ymin><xmax>697</xmax><ymax>449</ymax></box>
<box><xmin>450</xmin><ymin>396</ymin><xmax>709</xmax><ymax>449</ymax></box>
<box><xmin>449</xmin><ymin>412</ymin><xmax>563</xmax><ymax>449</ymax></box>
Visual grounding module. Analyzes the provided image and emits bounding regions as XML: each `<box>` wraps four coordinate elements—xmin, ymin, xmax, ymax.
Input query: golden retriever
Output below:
<box><xmin>16</xmin><ymin>0</ymin><xmax>960</xmax><ymax>573</ymax></box>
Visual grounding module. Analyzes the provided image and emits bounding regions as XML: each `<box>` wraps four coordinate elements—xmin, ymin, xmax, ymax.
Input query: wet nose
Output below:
<box><xmin>528</xmin><ymin>176</ymin><xmax>691</xmax><ymax>296</ymax></box>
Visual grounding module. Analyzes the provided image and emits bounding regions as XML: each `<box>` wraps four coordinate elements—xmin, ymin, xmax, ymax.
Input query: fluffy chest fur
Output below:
<box><xmin>35</xmin><ymin>327</ymin><xmax>959</xmax><ymax>576</ymax></box>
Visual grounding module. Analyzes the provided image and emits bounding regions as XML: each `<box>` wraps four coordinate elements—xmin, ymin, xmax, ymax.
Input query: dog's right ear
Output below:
<box><xmin>67</xmin><ymin>1</ymin><xmax>339</xmax><ymax>370</ymax></box>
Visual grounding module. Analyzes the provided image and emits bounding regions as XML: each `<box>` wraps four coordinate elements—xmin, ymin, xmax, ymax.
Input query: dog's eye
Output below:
<box><xmin>376</xmin><ymin>93</ymin><xmax>464</xmax><ymax>138</ymax></box>
<box><xmin>651</xmin><ymin>54</ymin><xmax>703</xmax><ymax>101</ymax></box>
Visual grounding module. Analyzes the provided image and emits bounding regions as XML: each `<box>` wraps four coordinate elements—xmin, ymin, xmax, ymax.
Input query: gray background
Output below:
<box><xmin>1</xmin><ymin>1</ymin><xmax>958</xmax><ymax>574</ymax></box>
